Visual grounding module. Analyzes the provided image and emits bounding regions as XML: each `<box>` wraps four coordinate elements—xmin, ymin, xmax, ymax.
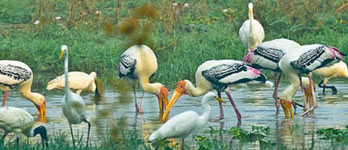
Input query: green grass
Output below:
<box><xmin>1</xmin><ymin>0</ymin><xmax>348</xmax><ymax>88</ymax></box>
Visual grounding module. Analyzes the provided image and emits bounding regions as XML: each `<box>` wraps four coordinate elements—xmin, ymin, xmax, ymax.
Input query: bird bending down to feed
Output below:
<box><xmin>239</xmin><ymin>2</ymin><xmax>265</xmax><ymax>52</ymax></box>
<box><xmin>118</xmin><ymin>45</ymin><xmax>168</xmax><ymax>114</ymax></box>
<box><xmin>162</xmin><ymin>59</ymin><xmax>268</xmax><ymax>124</ymax></box>
<box><xmin>0</xmin><ymin>60</ymin><xmax>46</xmax><ymax>122</ymax></box>
<box><xmin>47</xmin><ymin>71</ymin><xmax>101</xmax><ymax>96</ymax></box>
<box><xmin>243</xmin><ymin>38</ymin><xmax>301</xmax><ymax>115</ymax></box>
<box><xmin>279</xmin><ymin>44</ymin><xmax>344</xmax><ymax>118</ymax></box>
<box><xmin>149</xmin><ymin>92</ymin><xmax>224</xmax><ymax>149</ymax></box>
<box><xmin>0</xmin><ymin>106</ymin><xmax>48</xmax><ymax>148</ymax></box>
<box><xmin>313</xmin><ymin>61</ymin><xmax>348</xmax><ymax>95</ymax></box>
<box><xmin>59</xmin><ymin>45</ymin><xmax>91</xmax><ymax>147</ymax></box>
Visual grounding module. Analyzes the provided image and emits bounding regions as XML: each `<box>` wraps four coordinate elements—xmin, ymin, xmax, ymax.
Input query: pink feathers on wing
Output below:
<box><xmin>247</xmin><ymin>66</ymin><xmax>261</xmax><ymax>75</ymax></box>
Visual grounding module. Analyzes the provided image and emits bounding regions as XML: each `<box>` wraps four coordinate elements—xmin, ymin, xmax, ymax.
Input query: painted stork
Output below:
<box><xmin>279</xmin><ymin>44</ymin><xmax>343</xmax><ymax>118</ymax></box>
<box><xmin>149</xmin><ymin>92</ymin><xmax>224</xmax><ymax>149</ymax></box>
<box><xmin>47</xmin><ymin>71</ymin><xmax>101</xmax><ymax>96</ymax></box>
<box><xmin>161</xmin><ymin>59</ymin><xmax>268</xmax><ymax>123</ymax></box>
<box><xmin>243</xmin><ymin>38</ymin><xmax>301</xmax><ymax>115</ymax></box>
<box><xmin>0</xmin><ymin>60</ymin><xmax>46</xmax><ymax>122</ymax></box>
<box><xmin>0</xmin><ymin>106</ymin><xmax>48</xmax><ymax>148</ymax></box>
<box><xmin>313</xmin><ymin>61</ymin><xmax>348</xmax><ymax>95</ymax></box>
<box><xmin>118</xmin><ymin>45</ymin><xmax>168</xmax><ymax>114</ymax></box>
<box><xmin>60</xmin><ymin>45</ymin><xmax>90</xmax><ymax>147</ymax></box>
<box><xmin>239</xmin><ymin>2</ymin><xmax>265</xmax><ymax>52</ymax></box>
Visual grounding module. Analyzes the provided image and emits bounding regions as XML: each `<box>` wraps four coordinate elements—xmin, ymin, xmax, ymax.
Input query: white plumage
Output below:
<box><xmin>0</xmin><ymin>60</ymin><xmax>46</xmax><ymax>122</ymax></box>
<box><xmin>243</xmin><ymin>38</ymin><xmax>301</xmax><ymax>115</ymax></box>
<box><xmin>313</xmin><ymin>61</ymin><xmax>348</xmax><ymax>95</ymax></box>
<box><xmin>239</xmin><ymin>2</ymin><xmax>265</xmax><ymax>52</ymax></box>
<box><xmin>279</xmin><ymin>44</ymin><xmax>343</xmax><ymax>118</ymax></box>
<box><xmin>162</xmin><ymin>59</ymin><xmax>268</xmax><ymax>123</ymax></box>
<box><xmin>47</xmin><ymin>71</ymin><xmax>100</xmax><ymax>95</ymax></box>
<box><xmin>118</xmin><ymin>45</ymin><xmax>168</xmax><ymax>114</ymax></box>
<box><xmin>0</xmin><ymin>106</ymin><xmax>48</xmax><ymax>147</ymax></box>
<box><xmin>150</xmin><ymin>92</ymin><xmax>222</xmax><ymax>147</ymax></box>
<box><xmin>60</xmin><ymin>45</ymin><xmax>90</xmax><ymax>147</ymax></box>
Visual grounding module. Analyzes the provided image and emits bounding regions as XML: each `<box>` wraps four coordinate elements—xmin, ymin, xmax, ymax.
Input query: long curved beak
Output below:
<box><xmin>161</xmin><ymin>88</ymin><xmax>184</xmax><ymax>121</ymax></box>
<box><xmin>37</xmin><ymin>101</ymin><xmax>47</xmax><ymax>123</ymax></box>
<box><xmin>215</xmin><ymin>96</ymin><xmax>225</xmax><ymax>103</ymax></box>
<box><xmin>59</xmin><ymin>50</ymin><xmax>65</xmax><ymax>60</ymax></box>
<box><xmin>280</xmin><ymin>99</ymin><xmax>294</xmax><ymax>119</ymax></box>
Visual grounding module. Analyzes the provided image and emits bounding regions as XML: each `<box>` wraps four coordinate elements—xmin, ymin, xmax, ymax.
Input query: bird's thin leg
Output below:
<box><xmin>2</xmin><ymin>91</ymin><xmax>9</xmax><ymax>106</ymax></box>
<box><xmin>318</xmin><ymin>80</ymin><xmax>326</xmax><ymax>95</ymax></box>
<box><xmin>68</xmin><ymin>122</ymin><xmax>75</xmax><ymax>147</ymax></box>
<box><xmin>84</xmin><ymin>119</ymin><xmax>91</xmax><ymax>148</ymax></box>
<box><xmin>16</xmin><ymin>137</ymin><xmax>19</xmax><ymax>150</ymax></box>
<box><xmin>133</xmin><ymin>87</ymin><xmax>139</xmax><ymax>113</ymax></box>
<box><xmin>299</xmin><ymin>75</ymin><xmax>308</xmax><ymax>113</ymax></box>
<box><xmin>301</xmin><ymin>75</ymin><xmax>318</xmax><ymax>117</ymax></box>
<box><xmin>218</xmin><ymin>92</ymin><xmax>224</xmax><ymax>120</ymax></box>
<box><xmin>273</xmin><ymin>73</ymin><xmax>282</xmax><ymax>116</ymax></box>
<box><xmin>225</xmin><ymin>90</ymin><xmax>241</xmax><ymax>124</ymax></box>
<box><xmin>181</xmin><ymin>138</ymin><xmax>185</xmax><ymax>150</ymax></box>
<box><xmin>139</xmin><ymin>91</ymin><xmax>145</xmax><ymax>113</ymax></box>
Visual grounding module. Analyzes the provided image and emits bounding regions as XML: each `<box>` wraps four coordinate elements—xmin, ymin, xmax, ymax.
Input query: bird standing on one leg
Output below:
<box><xmin>59</xmin><ymin>45</ymin><xmax>91</xmax><ymax>147</ymax></box>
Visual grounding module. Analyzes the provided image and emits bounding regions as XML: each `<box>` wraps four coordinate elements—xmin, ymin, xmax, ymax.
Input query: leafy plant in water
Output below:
<box><xmin>317</xmin><ymin>125</ymin><xmax>348</xmax><ymax>145</ymax></box>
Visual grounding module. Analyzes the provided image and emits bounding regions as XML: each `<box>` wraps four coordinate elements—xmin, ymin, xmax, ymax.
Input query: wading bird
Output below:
<box><xmin>243</xmin><ymin>38</ymin><xmax>301</xmax><ymax>115</ymax></box>
<box><xmin>162</xmin><ymin>60</ymin><xmax>268</xmax><ymax>123</ymax></box>
<box><xmin>59</xmin><ymin>45</ymin><xmax>90</xmax><ymax>147</ymax></box>
<box><xmin>279</xmin><ymin>44</ymin><xmax>343</xmax><ymax>118</ymax></box>
<box><xmin>0</xmin><ymin>60</ymin><xmax>46</xmax><ymax>122</ymax></box>
<box><xmin>313</xmin><ymin>61</ymin><xmax>348</xmax><ymax>95</ymax></box>
<box><xmin>0</xmin><ymin>106</ymin><xmax>48</xmax><ymax>148</ymax></box>
<box><xmin>149</xmin><ymin>92</ymin><xmax>224</xmax><ymax>149</ymax></box>
<box><xmin>239</xmin><ymin>2</ymin><xmax>265</xmax><ymax>52</ymax></box>
<box><xmin>47</xmin><ymin>71</ymin><xmax>101</xmax><ymax>96</ymax></box>
<box><xmin>118</xmin><ymin>45</ymin><xmax>168</xmax><ymax>114</ymax></box>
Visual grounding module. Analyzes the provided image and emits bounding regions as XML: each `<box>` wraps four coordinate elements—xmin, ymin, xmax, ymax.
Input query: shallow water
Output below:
<box><xmin>3</xmin><ymin>83</ymin><xmax>348</xmax><ymax>149</ymax></box>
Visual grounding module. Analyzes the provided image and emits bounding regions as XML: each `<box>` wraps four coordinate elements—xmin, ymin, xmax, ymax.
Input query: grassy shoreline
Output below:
<box><xmin>1</xmin><ymin>0</ymin><xmax>348</xmax><ymax>87</ymax></box>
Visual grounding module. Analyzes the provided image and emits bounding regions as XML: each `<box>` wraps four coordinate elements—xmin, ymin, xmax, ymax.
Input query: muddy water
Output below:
<box><xmin>2</xmin><ymin>83</ymin><xmax>348</xmax><ymax>148</ymax></box>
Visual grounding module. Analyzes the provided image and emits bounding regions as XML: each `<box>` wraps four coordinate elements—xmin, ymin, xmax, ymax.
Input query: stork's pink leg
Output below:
<box><xmin>225</xmin><ymin>91</ymin><xmax>241</xmax><ymax>123</ymax></box>
<box><xmin>301</xmin><ymin>75</ymin><xmax>318</xmax><ymax>116</ymax></box>
<box><xmin>2</xmin><ymin>91</ymin><xmax>9</xmax><ymax>106</ymax></box>
<box><xmin>133</xmin><ymin>87</ymin><xmax>140</xmax><ymax>113</ymax></box>
<box><xmin>273</xmin><ymin>73</ymin><xmax>282</xmax><ymax>116</ymax></box>
<box><xmin>299</xmin><ymin>75</ymin><xmax>308</xmax><ymax>113</ymax></box>
<box><xmin>217</xmin><ymin>92</ymin><xmax>224</xmax><ymax>120</ymax></box>
<box><xmin>139</xmin><ymin>91</ymin><xmax>145</xmax><ymax>114</ymax></box>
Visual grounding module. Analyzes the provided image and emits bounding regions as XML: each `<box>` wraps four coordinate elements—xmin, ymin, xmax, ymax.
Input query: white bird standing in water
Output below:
<box><xmin>0</xmin><ymin>106</ymin><xmax>48</xmax><ymax>148</ymax></box>
<box><xmin>279</xmin><ymin>44</ymin><xmax>343</xmax><ymax>118</ymax></box>
<box><xmin>0</xmin><ymin>60</ymin><xmax>46</xmax><ymax>122</ymax></box>
<box><xmin>149</xmin><ymin>92</ymin><xmax>224</xmax><ymax>149</ymax></box>
<box><xmin>47</xmin><ymin>71</ymin><xmax>101</xmax><ymax>96</ymax></box>
<box><xmin>59</xmin><ymin>45</ymin><xmax>90</xmax><ymax>147</ymax></box>
<box><xmin>243</xmin><ymin>38</ymin><xmax>301</xmax><ymax>115</ymax></box>
<box><xmin>239</xmin><ymin>2</ymin><xmax>265</xmax><ymax>52</ymax></box>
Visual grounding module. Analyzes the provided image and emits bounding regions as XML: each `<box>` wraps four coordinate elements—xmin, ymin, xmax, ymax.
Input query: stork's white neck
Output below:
<box><xmin>249</xmin><ymin>5</ymin><xmax>255</xmax><ymax>41</ymax></box>
<box><xmin>280</xmin><ymin>73</ymin><xmax>300</xmax><ymax>101</ymax></box>
<box><xmin>184</xmin><ymin>80</ymin><xmax>210</xmax><ymax>97</ymax></box>
<box><xmin>139</xmin><ymin>78</ymin><xmax>161</xmax><ymax>95</ymax></box>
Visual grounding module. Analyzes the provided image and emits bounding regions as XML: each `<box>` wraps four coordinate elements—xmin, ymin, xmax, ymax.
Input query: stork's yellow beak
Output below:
<box><xmin>215</xmin><ymin>96</ymin><xmax>225</xmax><ymax>103</ymax></box>
<box><xmin>59</xmin><ymin>50</ymin><xmax>65</xmax><ymax>60</ymax></box>
<box><xmin>161</xmin><ymin>87</ymin><xmax>185</xmax><ymax>121</ymax></box>
<box><xmin>37</xmin><ymin>101</ymin><xmax>46</xmax><ymax>123</ymax></box>
<box><xmin>280</xmin><ymin>99</ymin><xmax>294</xmax><ymax>119</ymax></box>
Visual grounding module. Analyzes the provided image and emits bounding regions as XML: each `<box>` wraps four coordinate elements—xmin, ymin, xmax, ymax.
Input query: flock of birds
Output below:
<box><xmin>0</xmin><ymin>2</ymin><xmax>347</xmax><ymax>148</ymax></box>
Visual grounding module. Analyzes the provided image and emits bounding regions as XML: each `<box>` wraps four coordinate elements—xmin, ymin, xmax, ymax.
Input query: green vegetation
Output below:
<box><xmin>1</xmin><ymin>0</ymin><xmax>347</xmax><ymax>88</ymax></box>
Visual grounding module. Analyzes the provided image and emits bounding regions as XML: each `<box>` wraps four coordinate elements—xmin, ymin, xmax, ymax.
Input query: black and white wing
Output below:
<box><xmin>290</xmin><ymin>44</ymin><xmax>343</xmax><ymax>74</ymax></box>
<box><xmin>118</xmin><ymin>55</ymin><xmax>137</xmax><ymax>79</ymax></box>
<box><xmin>0</xmin><ymin>61</ymin><xmax>32</xmax><ymax>88</ymax></box>
<box><xmin>202</xmin><ymin>61</ymin><xmax>266</xmax><ymax>91</ymax></box>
